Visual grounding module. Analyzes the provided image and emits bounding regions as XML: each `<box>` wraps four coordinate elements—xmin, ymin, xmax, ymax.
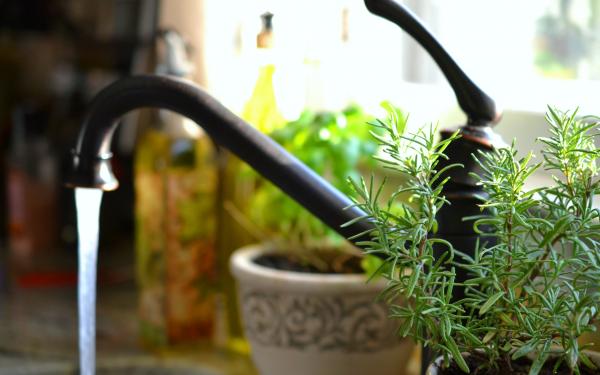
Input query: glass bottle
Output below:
<box><xmin>216</xmin><ymin>12</ymin><xmax>286</xmax><ymax>353</ymax></box>
<box><xmin>134</xmin><ymin>31</ymin><xmax>219</xmax><ymax>348</ymax></box>
<box><xmin>6</xmin><ymin>105</ymin><xmax>58</xmax><ymax>276</ymax></box>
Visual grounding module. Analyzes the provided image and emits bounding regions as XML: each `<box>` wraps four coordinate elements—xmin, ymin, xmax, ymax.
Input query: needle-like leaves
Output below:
<box><xmin>349</xmin><ymin>106</ymin><xmax>600</xmax><ymax>374</ymax></box>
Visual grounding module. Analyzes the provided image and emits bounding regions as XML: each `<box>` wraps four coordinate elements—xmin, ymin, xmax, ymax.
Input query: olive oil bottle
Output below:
<box><xmin>217</xmin><ymin>12</ymin><xmax>286</xmax><ymax>353</ymax></box>
<box><xmin>135</xmin><ymin>31</ymin><xmax>219</xmax><ymax>348</ymax></box>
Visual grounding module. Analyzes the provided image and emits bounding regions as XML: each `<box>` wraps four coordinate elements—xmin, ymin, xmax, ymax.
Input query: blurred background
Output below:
<box><xmin>0</xmin><ymin>0</ymin><xmax>599</xmax><ymax>373</ymax></box>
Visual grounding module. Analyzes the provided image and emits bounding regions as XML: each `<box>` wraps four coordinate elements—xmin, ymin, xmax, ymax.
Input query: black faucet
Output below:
<box><xmin>362</xmin><ymin>0</ymin><xmax>506</xmax><ymax>272</ymax></box>
<box><xmin>66</xmin><ymin>0</ymin><xmax>503</xmax><ymax>371</ymax></box>
<box><xmin>363</xmin><ymin>0</ymin><xmax>506</xmax><ymax>372</ymax></box>
<box><xmin>66</xmin><ymin>0</ymin><xmax>503</xmax><ymax>247</ymax></box>
<box><xmin>65</xmin><ymin>75</ymin><xmax>374</xmax><ymax>243</ymax></box>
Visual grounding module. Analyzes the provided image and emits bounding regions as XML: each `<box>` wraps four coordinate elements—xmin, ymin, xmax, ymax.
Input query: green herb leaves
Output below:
<box><xmin>479</xmin><ymin>292</ymin><xmax>504</xmax><ymax>316</ymax></box>
<box><xmin>248</xmin><ymin>105</ymin><xmax>379</xmax><ymax>251</ymax></box>
<box><xmin>349</xmin><ymin>106</ymin><xmax>467</xmax><ymax>369</ymax></box>
<box><xmin>350</xmin><ymin>106</ymin><xmax>600</xmax><ymax>374</ymax></box>
<box><xmin>465</xmin><ymin>107</ymin><xmax>600</xmax><ymax>374</ymax></box>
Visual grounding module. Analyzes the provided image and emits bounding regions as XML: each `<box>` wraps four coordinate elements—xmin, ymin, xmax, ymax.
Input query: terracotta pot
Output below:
<box><xmin>230</xmin><ymin>245</ymin><xmax>414</xmax><ymax>375</ymax></box>
<box><xmin>426</xmin><ymin>350</ymin><xmax>600</xmax><ymax>374</ymax></box>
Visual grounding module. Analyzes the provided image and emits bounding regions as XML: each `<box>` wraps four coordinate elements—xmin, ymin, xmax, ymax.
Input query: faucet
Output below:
<box><xmin>65</xmin><ymin>74</ymin><xmax>374</xmax><ymax>243</ymax></box>
<box><xmin>66</xmin><ymin>0</ymin><xmax>503</xmax><ymax>247</ymax></box>
<box><xmin>362</xmin><ymin>0</ymin><xmax>506</xmax><ymax>261</ymax></box>
<box><xmin>66</xmin><ymin>0</ymin><xmax>503</xmax><ymax>371</ymax></box>
<box><xmin>362</xmin><ymin>0</ymin><xmax>506</xmax><ymax>372</ymax></box>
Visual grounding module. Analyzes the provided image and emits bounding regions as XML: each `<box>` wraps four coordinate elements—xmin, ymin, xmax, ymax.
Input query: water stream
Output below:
<box><xmin>75</xmin><ymin>188</ymin><xmax>104</xmax><ymax>375</ymax></box>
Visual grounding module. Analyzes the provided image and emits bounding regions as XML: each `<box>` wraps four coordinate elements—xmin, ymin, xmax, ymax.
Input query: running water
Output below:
<box><xmin>75</xmin><ymin>188</ymin><xmax>104</xmax><ymax>375</ymax></box>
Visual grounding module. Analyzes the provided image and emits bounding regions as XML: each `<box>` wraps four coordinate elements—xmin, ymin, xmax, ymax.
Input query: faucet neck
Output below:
<box><xmin>364</xmin><ymin>0</ymin><xmax>502</xmax><ymax>126</ymax></box>
<box><xmin>66</xmin><ymin>74</ymin><xmax>374</xmax><ymax>246</ymax></box>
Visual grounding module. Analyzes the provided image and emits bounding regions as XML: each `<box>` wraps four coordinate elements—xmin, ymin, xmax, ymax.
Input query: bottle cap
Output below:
<box><xmin>257</xmin><ymin>12</ymin><xmax>274</xmax><ymax>49</ymax></box>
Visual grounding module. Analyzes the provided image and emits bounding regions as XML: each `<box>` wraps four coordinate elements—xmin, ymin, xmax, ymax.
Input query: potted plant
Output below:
<box><xmin>349</xmin><ymin>106</ymin><xmax>600</xmax><ymax>374</ymax></box>
<box><xmin>230</xmin><ymin>105</ymin><xmax>415</xmax><ymax>375</ymax></box>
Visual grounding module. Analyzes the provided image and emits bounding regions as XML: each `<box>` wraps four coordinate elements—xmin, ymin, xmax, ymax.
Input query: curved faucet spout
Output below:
<box><xmin>66</xmin><ymin>74</ymin><xmax>373</xmax><ymax>244</ymax></box>
<box><xmin>364</xmin><ymin>0</ymin><xmax>502</xmax><ymax>127</ymax></box>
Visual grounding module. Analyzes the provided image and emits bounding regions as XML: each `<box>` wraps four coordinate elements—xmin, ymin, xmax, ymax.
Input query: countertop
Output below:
<box><xmin>0</xmin><ymin>281</ymin><xmax>256</xmax><ymax>375</ymax></box>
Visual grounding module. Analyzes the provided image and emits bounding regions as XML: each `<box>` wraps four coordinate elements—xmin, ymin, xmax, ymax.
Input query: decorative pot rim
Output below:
<box><xmin>230</xmin><ymin>244</ymin><xmax>387</xmax><ymax>294</ymax></box>
<box><xmin>426</xmin><ymin>350</ymin><xmax>600</xmax><ymax>374</ymax></box>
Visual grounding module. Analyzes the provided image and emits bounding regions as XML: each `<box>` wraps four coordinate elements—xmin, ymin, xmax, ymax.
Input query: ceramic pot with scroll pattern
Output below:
<box><xmin>230</xmin><ymin>245</ymin><xmax>414</xmax><ymax>375</ymax></box>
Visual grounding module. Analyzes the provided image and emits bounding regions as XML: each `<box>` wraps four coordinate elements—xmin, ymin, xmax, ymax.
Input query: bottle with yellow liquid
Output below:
<box><xmin>135</xmin><ymin>31</ymin><xmax>219</xmax><ymax>349</ymax></box>
<box><xmin>216</xmin><ymin>12</ymin><xmax>286</xmax><ymax>353</ymax></box>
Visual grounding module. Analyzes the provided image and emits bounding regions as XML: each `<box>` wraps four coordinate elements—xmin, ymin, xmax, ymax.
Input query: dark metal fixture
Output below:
<box><xmin>66</xmin><ymin>1</ymin><xmax>504</xmax><ymax>372</ymax></box>
<box><xmin>65</xmin><ymin>0</ymin><xmax>504</xmax><ymax>296</ymax></box>
<box><xmin>65</xmin><ymin>75</ymin><xmax>373</xmax><ymax>243</ymax></box>
<box><xmin>363</xmin><ymin>0</ymin><xmax>505</xmax><ymax>372</ymax></box>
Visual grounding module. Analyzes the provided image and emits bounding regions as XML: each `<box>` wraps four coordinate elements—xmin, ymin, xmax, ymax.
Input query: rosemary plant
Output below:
<box><xmin>349</xmin><ymin>107</ymin><xmax>600</xmax><ymax>374</ymax></box>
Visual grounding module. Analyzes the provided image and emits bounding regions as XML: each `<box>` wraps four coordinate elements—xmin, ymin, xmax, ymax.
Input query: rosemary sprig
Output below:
<box><xmin>350</xmin><ymin>106</ymin><xmax>600</xmax><ymax>375</ymax></box>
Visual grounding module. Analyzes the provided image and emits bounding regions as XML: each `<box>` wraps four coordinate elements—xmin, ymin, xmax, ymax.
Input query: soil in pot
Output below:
<box><xmin>436</xmin><ymin>354</ymin><xmax>598</xmax><ymax>375</ymax></box>
<box><xmin>253</xmin><ymin>251</ymin><xmax>363</xmax><ymax>274</ymax></box>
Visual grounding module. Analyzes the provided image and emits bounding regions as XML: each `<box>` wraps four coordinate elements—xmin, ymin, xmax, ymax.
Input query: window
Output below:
<box><xmin>203</xmin><ymin>0</ymin><xmax>600</xmax><ymax>121</ymax></box>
